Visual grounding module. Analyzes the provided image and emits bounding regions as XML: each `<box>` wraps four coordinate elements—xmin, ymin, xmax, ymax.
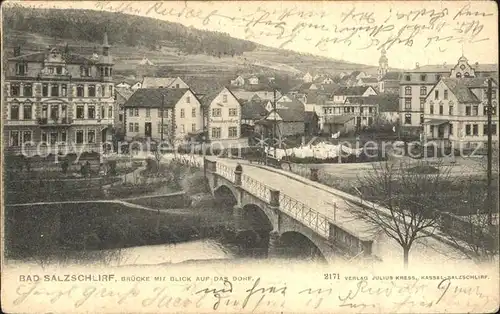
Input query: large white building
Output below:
<box><xmin>123</xmin><ymin>88</ymin><xmax>203</xmax><ymax>142</ymax></box>
<box><xmin>399</xmin><ymin>56</ymin><xmax>498</xmax><ymax>136</ymax></box>
<box><xmin>423</xmin><ymin>77</ymin><xmax>498</xmax><ymax>148</ymax></box>
<box><xmin>206</xmin><ymin>87</ymin><xmax>242</xmax><ymax>142</ymax></box>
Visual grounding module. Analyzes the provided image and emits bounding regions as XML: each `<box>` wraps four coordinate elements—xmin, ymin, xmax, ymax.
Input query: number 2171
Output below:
<box><xmin>324</xmin><ymin>273</ymin><xmax>339</xmax><ymax>280</ymax></box>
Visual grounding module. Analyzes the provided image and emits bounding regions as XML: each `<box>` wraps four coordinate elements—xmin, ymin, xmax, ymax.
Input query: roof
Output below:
<box><xmin>346</xmin><ymin>96</ymin><xmax>380</xmax><ymax>105</ymax></box>
<box><xmin>115</xmin><ymin>88</ymin><xmax>134</xmax><ymax>100</ymax></box>
<box><xmin>440</xmin><ymin>78</ymin><xmax>481</xmax><ymax>103</ymax></box>
<box><xmin>123</xmin><ymin>88</ymin><xmax>189</xmax><ymax>108</ymax></box>
<box><xmin>273</xmin><ymin>106</ymin><xmax>305</xmax><ymax>122</ymax></box>
<box><xmin>141</xmin><ymin>77</ymin><xmax>176</xmax><ymax>88</ymax></box>
<box><xmin>381</xmin><ymin>71</ymin><xmax>402</xmax><ymax>81</ymax></box>
<box><xmin>335</xmin><ymin>86</ymin><xmax>373</xmax><ymax>96</ymax></box>
<box><xmin>202</xmin><ymin>87</ymin><xmax>240</xmax><ymax>107</ymax></box>
<box><xmin>8</xmin><ymin>51</ymin><xmax>94</xmax><ymax>64</ymax></box>
<box><xmin>372</xmin><ymin>94</ymin><xmax>399</xmax><ymax>112</ymax></box>
<box><xmin>409</xmin><ymin>64</ymin><xmax>453</xmax><ymax>73</ymax></box>
<box><xmin>241</xmin><ymin>100</ymin><xmax>268</xmax><ymax>120</ymax></box>
<box><xmin>359</xmin><ymin>77</ymin><xmax>379</xmax><ymax>83</ymax></box>
<box><xmin>324</xmin><ymin>115</ymin><xmax>356</xmax><ymax>124</ymax></box>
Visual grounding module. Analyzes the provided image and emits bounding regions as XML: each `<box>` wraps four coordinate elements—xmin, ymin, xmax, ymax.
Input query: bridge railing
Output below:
<box><xmin>216</xmin><ymin>162</ymin><xmax>236</xmax><ymax>182</ymax></box>
<box><xmin>279</xmin><ymin>193</ymin><xmax>330</xmax><ymax>238</ymax></box>
<box><xmin>241</xmin><ymin>174</ymin><xmax>272</xmax><ymax>203</ymax></box>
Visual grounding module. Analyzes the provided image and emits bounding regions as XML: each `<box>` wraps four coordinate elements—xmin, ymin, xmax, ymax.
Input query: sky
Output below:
<box><xmin>5</xmin><ymin>0</ymin><xmax>499</xmax><ymax>69</ymax></box>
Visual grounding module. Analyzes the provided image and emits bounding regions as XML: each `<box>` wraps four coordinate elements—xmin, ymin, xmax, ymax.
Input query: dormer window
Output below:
<box><xmin>56</xmin><ymin>66</ymin><xmax>62</xmax><ymax>75</ymax></box>
<box><xmin>420</xmin><ymin>74</ymin><xmax>427</xmax><ymax>81</ymax></box>
<box><xmin>16</xmin><ymin>63</ymin><xmax>27</xmax><ymax>75</ymax></box>
<box><xmin>464</xmin><ymin>72</ymin><xmax>470</xmax><ymax>78</ymax></box>
<box><xmin>80</xmin><ymin>66</ymin><xmax>90</xmax><ymax>77</ymax></box>
<box><xmin>456</xmin><ymin>73</ymin><xmax>462</xmax><ymax>78</ymax></box>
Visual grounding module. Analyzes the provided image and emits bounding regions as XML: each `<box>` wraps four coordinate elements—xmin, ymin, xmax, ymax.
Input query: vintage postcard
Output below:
<box><xmin>1</xmin><ymin>0</ymin><xmax>499</xmax><ymax>313</ymax></box>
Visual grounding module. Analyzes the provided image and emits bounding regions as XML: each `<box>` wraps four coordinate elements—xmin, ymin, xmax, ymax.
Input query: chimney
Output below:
<box><xmin>415</xmin><ymin>62</ymin><xmax>419</xmax><ymax>69</ymax></box>
<box><xmin>14</xmin><ymin>46</ymin><xmax>21</xmax><ymax>57</ymax></box>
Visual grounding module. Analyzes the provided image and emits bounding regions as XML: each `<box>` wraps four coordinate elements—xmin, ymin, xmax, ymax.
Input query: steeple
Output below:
<box><xmin>102</xmin><ymin>31</ymin><xmax>110</xmax><ymax>56</ymax></box>
<box><xmin>378</xmin><ymin>49</ymin><xmax>388</xmax><ymax>80</ymax></box>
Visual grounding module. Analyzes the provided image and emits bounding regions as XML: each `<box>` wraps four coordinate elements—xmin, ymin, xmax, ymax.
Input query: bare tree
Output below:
<box><xmin>349</xmin><ymin>160</ymin><xmax>452</xmax><ymax>268</ymax></box>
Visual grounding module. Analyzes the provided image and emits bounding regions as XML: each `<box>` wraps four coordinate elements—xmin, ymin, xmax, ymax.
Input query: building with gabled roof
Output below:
<box><xmin>123</xmin><ymin>88</ymin><xmax>203</xmax><ymax>141</ymax></box>
<box><xmin>399</xmin><ymin>55</ymin><xmax>498</xmax><ymax>135</ymax></box>
<box><xmin>205</xmin><ymin>87</ymin><xmax>243</xmax><ymax>142</ymax></box>
<box><xmin>421</xmin><ymin>77</ymin><xmax>498</xmax><ymax>148</ymax></box>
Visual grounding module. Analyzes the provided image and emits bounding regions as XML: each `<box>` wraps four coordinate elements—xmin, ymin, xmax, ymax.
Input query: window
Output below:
<box><xmin>456</xmin><ymin>73</ymin><xmax>462</xmax><ymax>78</ymax></box>
<box><xmin>368</xmin><ymin>107</ymin><xmax>373</xmax><ymax>113</ymax></box>
<box><xmin>101</xmin><ymin>106</ymin><xmax>106</xmax><ymax>119</ymax></box>
<box><xmin>180</xmin><ymin>124</ymin><xmax>185</xmax><ymax>133</ymax></box>
<box><xmin>77</xmin><ymin>85</ymin><xmax>84</xmax><ymax>97</ymax></box>
<box><xmin>9</xmin><ymin>84</ymin><xmax>19</xmax><ymax>96</ymax></box>
<box><xmin>134</xmin><ymin>123</ymin><xmax>139</xmax><ymax>132</ymax></box>
<box><xmin>449</xmin><ymin>124</ymin><xmax>453</xmax><ymax>135</ymax></box>
<box><xmin>493</xmin><ymin>124</ymin><xmax>498</xmax><ymax>135</ymax></box>
<box><xmin>404</xmin><ymin>114</ymin><xmax>411</xmax><ymax>124</ymax></box>
<box><xmin>229</xmin><ymin>108</ymin><xmax>237</xmax><ymax>116</ymax></box>
<box><xmin>80</xmin><ymin>67</ymin><xmax>90</xmax><ymax>77</ymax></box>
<box><xmin>420</xmin><ymin>74</ymin><xmax>427</xmax><ymax>81</ymax></box>
<box><xmin>10</xmin><ymin>104</ymin><xmax>19</xmax><ymax>120</ymax></box>
<box><xmin>10</xmin><ymin>131</ymin><xmax>19</xmax><ymax>147</ymax></box>
<box><xmin>405</xmin><ymin>86</ymin><xmax>412</xmax><ymax>95</ymax></box>
<box><xmin>48</xmin><ymin>67</ymin><xmax>54</xmax><ymax>74</ymax></box>
<box><xmin>472</xmin><ymin>124</ymin><xmax>478</xmax><ymax>136</ymax></box>
<box><xmin>88</xmin><ymin>105</ymin><xmax>95</xmax><ymax>119</ymax></box>
<box><xmin>228</xmin><ymin>127</ymin><xmax>238</xmax><ymax>138</ymax></box>
<box><xmin>16</xmin><ymin>63</ymin><xmax>27</xmax><ymax>75</ymax></box>
<box><xmin>41</xmin><ymin>83</ymin><xmax>48</xmax><ymax>97</ymax></box>
<box><xmin>129</xmin><ymin>123</ymin><xmax>134</xmax><ymax>132</ymax></box>
<box><xmin>61</xmin><ymin>84</ymin><xmax>67</xmax><ymax>97</ymax></box>
<box><xmin>434</xmin><ymin>90</ymin><xmax>439</xmax><ymax>99</ymax></box>
<box><xmin>134</xmin><ymin>108</ymin><xmax>139</xmax><ymax>116</ymax></box>
<box><xmin>61</xmin><ymin>132</ymin><xmax>67</xmax><ymax>142</ymax></box>
<box><xmin>436</xmin><ymin>74</ymin><xmax>441</xmax><ymax>81</ymax></box>
<box><xmin>50</xmin><ymin>132</ymin><xmax>57</xmax><ymax>144</ymax></box>
<box><xmin>179</xmin><ymin>108</ymin><xmax>186</xmax><ymax>118</ymax></box>
<box><xmin>192</xmin><ymin>108</ymin><xmax>196</xmax><ymax>117</ymax></box>
<box><xmin>176</xmin><ymin>84</ymin><xmax>179</xmax><ymax>88</ymax></box>
<box><xmin>108</xmin><ymin>106</ymin><xmax>113</xmax><ymax>119</ymax></box>
<box><xmin>405</xmin><ymin>75</ymin><xmax>411</xmax><ymax>81</ymax></box>
<box><xmin>50</xmin><ymin>105</ymin><xmax>59</xmax><ymax>120</ymax></box>
<box><xmin>109</xmin><ymin>85</ymin><xmax>113</xmax><ymax>97</ymax></box>
<box><xmin>41</xmin><ymin>132</ymin><xmax>47</xmax><ymax>142</ymax></box>
<box><xmin>23</xmin><ymin>104</ymin><xmax>32</xmax><ymax>120</ymax></box>
<box><xmin>420</xmin><ymin>114</ymin><xmax>424</xmax><ymax>124</ymax></box>
<box><xmin>420</xmin><ymin>98</ymin><xmax>425</xmax><ymax>110</ymax></box>
<box><xmin>50</xmin><ymin>84</ymin><xmax>59</xmax><ymax>96</ymax></box>
<box><xmin>420</xmin><ymin>86</ymin><xmax>427</xmax><ymax>96</ymax></box>
<box><xmin>430</xmin><ymin>104</ymin><xmax>434</xmax><ymax>114</ymax></box>
<box><xmin>211</xmin><ymin>127</ymin><xmax>221</xmax><ymax>138</ymax></box>
<box><xmin>449</xmin><ymin>105</ymin><xmax>454</xmax><ymax>115</ymax></box>
<box><xmin>473</xmin><ymin>106</ymin><xmax>478</xmax><ymax>116</ymax></box>
<box><xmin>444</xmin><ymin>90</ymin><xmax>448</xmax><ymax>100</ymax></box>
<box><xmin>42</xmin><ymin>105</ymin><xmax>48</xmax><ymax>118</ymax></box>
<box><xmin>192</xmin><ymin>123</ymin><xmax>196</xmax><ymax>132</ymax></box>
<box><xmin>465</xmin><ymin>125</ymin><xmax>471</xmax><ymax>136</ymax></box>
<box><xmin>465</xmin><ymin>106</ymin><xmax>471</xmax><ymax>116</ymax></box>
<box><xmin>88</xmin><ymin>85</ymin><xmax>96</xmax><ymax>97</ymax></box>
<box><xmin>146</xmin><ymin>108</ymin><xmax>151</xmax><ymax>117</ymax></box>
<box><xmin>404</xmin><ymin>98</ymin><xmax>411</xmax><ymax>110</ymax></box>
<box><xmin>87</xmin><ymin>130</ymin><xmax>95</xmax><ymax>143</ymax></box>
<box><xmin>223</xmin><ymin>95</ymin><xmax>228</xmax><ymax>103</ymax></box>
<box><xmin>186</xmin><ymin>96</ymin><xmax>190</xmax><ymax>103</ymax></box>
<box><xmin>23</xmin><ymin>131</ymin><xmax>32</xmax><ymax>144</ymax></box>
<box><xmin>324</xmin><ymin>108</ymin><xmax>328</xmax><ymax>114</ymax></box>
<box><xmin>212</xmin><ymin>108</ymin><xmax>222</xmax><ymax>117</ymax></box>
<box><xmin>77</xmin><ymin>106</ymin><xmax>84</xmax><ymax>119</ymax></box>
<box><xmin>439</xmin><ymin>105</ymin><xmax>443</xmax><ymax>115</ymax></box>
<box><xmin>23</xmin><ymin>83</ymin><xmax>32</xmax><ymax>96</ymax></box>
<box><xmin>76</xmin><ymin>130</ymin><xmax>84</xmax><ymax>144</ymax></box>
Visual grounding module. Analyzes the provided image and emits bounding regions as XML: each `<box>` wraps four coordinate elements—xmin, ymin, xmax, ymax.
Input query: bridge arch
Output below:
<box><xmin>213</xmin><ymin>185</ymin><xmax>238</xmax><ymax>209</ymax></box>
<box><xmin>276</xmin><ymin>231</ymin><xmax>328</xmax><ymax>263</ymax></box>
<box><xmin>242</xmin><ymin>204</ymin><xmax>274</xmax><ymax>232</ymax></box>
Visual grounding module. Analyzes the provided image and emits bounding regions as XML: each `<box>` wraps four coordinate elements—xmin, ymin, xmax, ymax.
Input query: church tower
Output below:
<box><xmin>377</xmin><ymin>48</ymin><xmax>388</xmax><ymax>80</ymax></box>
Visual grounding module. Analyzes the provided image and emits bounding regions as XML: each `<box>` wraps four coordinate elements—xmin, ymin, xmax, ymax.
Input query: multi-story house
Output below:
<box><xmin>3</xmin><ymin>33</ymin><xmax>115</xmax><ymax>156</ymax></box>
<box><xmin>423</xmin><ymin>77</ymin><xmax>498</xmax><ymax>148</ymax></box>
<box><xmin>123</xmin><ymin>88</ymin><xmax>203</xmax><ymax>142</ymax></box>
<box><xmin>399</xmin><ymin>55</ymin><xmax>498</xmax><ymax>136</ymax></box>
<box><xmin>320</xmin><ymin>96</ymin><xmax>379</xmax><ymax>133</ymax></box>
<box><xmin>206</xmin><ymin>87</ymin><xmax>242</xmax><ymax>142</ymax></box>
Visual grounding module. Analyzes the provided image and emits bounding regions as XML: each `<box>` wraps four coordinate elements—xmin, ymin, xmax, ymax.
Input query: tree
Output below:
<box><xmin>349</xmin><ymin>160</ymin><xmax>452</xmax><ymax>268</ymax></box>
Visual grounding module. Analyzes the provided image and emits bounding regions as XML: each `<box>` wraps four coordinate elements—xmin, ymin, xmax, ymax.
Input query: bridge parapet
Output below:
<box><xmin>211</xmin><ymin>160</ymin><xmax>375</xmax><ymax>259</ymax></box>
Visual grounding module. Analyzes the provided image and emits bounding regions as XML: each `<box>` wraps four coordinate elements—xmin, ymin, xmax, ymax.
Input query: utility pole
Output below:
<box><xmin>273</xmin><ymin>88</ymin><xmax>277</xmax><ymax>159</ymax></box>
<box><xmin>161</xmin><ymin>93</ymin><xmax>165</xmax><ymax>142</ymax></box>
<box><xmin>486</xmin><ymin>77</ymin><xmax>493</xmax><ymax>225</ymax></box>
